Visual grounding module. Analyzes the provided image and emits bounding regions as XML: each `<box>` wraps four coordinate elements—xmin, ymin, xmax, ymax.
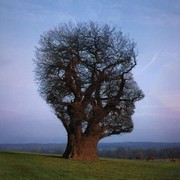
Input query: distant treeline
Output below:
<box><xmin>98</xmin><ymin>142</ymin><xmax>180</xmax><ymax>159</ymax></box>
<box><xmin>0</xmin><ymin>144</ymin><xmax>65</xmax><ymax>155</ymax></box>
<box><xmin>0</xmin><ymin>142</ymin><xmax>180</xmax><ymax>159</ymax></box>
<box><xmin>98</xmin><ymin>147</ymin><xmax>180</xmax><ymax>159</ymax></box>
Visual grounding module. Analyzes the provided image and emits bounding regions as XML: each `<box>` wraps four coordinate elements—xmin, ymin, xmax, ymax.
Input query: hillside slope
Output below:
<box><xmin>0</xmin><ymin>151</ymin><xmax>179</xmax><ymax>179</ymax></box>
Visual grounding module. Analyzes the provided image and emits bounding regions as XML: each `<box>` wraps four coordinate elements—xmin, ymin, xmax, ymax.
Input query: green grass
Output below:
<box><xmin>0</xmin><ymin>151</ymin><xmax>179</xmax><ymax>180</ymax></box>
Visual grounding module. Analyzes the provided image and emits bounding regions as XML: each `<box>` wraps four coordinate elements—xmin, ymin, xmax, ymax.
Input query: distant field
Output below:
<box><xmin>0</xmin><ymin>151</ymin><xmax>179</xmax><ymax>180</ymax></box>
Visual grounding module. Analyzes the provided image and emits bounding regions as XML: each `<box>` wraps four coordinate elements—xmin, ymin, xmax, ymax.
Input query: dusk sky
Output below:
<box><xmin>0</xmin><ymin>0</ymin><xmax>180</xmax><ymax>144</ymax></box>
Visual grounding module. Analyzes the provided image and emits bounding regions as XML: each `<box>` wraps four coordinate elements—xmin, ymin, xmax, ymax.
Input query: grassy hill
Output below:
<box><xmin>0</xmin><ymin>151</ymin><xmax>179</xmax><ymax>180</ymax></box>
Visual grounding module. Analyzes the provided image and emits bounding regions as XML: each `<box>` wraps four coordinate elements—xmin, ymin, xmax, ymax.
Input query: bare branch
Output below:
<box><xmin>34</xmin><ymin>22</ymin><xmax>144</xmax><ymax>146</ymax></box>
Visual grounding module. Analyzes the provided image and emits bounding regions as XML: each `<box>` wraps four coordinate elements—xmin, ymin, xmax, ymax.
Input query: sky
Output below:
<box><xmin>0</xmin><ymin>0</ymin><xmax>180</xmax><ymax>144</ymax></box>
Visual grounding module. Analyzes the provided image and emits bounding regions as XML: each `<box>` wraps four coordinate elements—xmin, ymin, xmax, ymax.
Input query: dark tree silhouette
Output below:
<box><xmin>34</xmin><ymin>22</ymin><xmax>144</xmax><ymax>160</ymax></box>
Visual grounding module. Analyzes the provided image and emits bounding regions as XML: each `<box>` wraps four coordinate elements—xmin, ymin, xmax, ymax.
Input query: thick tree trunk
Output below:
<box><xmin>63</xmin><ymin>133</ymin><xmax>99</xmax><ymax>160</ymax></box>
<box><xmin>62</xmin><ymin>133</ymin><xmax>73</xmax><ymax>159</ymax></box>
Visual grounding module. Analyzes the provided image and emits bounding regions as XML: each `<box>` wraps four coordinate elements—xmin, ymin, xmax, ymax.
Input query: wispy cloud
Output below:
<box><xmin>152</xmin><ymin>57</ymin><xmax>180</xmax><ymax>113</ymax></box>
<box><xmin>141</xmin><ymin>11</ymin><xmax>180</xmax><ymax>27</ymax></box>
<box><xmin>120</xmin><ymin>0</ymin><xmax>180</xmax><ymax>27</ymax></box>
<box><xmin>0</xmin><ymin>0</ymin><xmax>75</xmax><ymax>25</ymax></box>
<box><xmin>135</xmin><ymin>51</ymin><xmax>160</xmax><ymax>75</ymax></box>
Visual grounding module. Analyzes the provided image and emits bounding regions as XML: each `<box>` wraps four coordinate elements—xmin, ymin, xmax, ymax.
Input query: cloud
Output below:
<box><xmin>114</xmin><ymin>0</ymin><xmax>180</xmax><ymax>27</ymax></box>
<box><xmin>141</xmin><ymin>11</ymin><xmax>180</xmax><ymax>27</ymax></box>
<box><xmin>152</xmin><ymin>58</ymin><xmax>180</xmax><ymax>113</ymax></box>
<box><xmin>0</xmin><ymin>0</ymin><xmax>75</xmax><ymax>27</ymax></box>
<box><xmin>135</xmin><ymin>51</ymin><xmax>160</xmax><ymax>75</ymax></box>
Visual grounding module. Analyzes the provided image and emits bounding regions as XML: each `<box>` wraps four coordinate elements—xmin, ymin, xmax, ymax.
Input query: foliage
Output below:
<box><xmin>34</xmin><ymin>22</ymin><xmax>144</xmax><ymax>159</ymax></box>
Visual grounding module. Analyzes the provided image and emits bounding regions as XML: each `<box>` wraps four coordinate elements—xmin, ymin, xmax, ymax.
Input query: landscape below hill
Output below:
<box><xmin>0</xmin><ymin>142</ymin><xmax>180</xmax><ymax>159</ymax></box>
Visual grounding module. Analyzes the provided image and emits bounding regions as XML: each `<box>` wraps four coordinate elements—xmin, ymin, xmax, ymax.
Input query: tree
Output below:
<box><xmin>34</xmin><ymin>22</ymin><xmax>144</xmax><ymax>160</ymax></box>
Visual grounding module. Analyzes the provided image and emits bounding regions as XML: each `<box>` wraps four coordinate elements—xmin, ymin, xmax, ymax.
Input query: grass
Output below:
<box><xmin>0</xmin><ymin>151</ymin><xmax>179</xmax><ymax>180</ymax></box>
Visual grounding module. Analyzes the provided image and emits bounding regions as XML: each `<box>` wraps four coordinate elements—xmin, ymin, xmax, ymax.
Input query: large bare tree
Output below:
<box><xmin>34</xmin><ymin>22</ymin><xmax>144</xmax><ymax>160</ymax></box>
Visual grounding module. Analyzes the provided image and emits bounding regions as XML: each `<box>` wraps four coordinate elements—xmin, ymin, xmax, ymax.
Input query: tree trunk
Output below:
<box><xmin>63</xmin><ymin>133</ymin><xmax>99</xmax><ymax>160</ymax></box>
<box><xmin>62</xmin><ymin>133</ymin><xmax>73</xmax><ymax>159</ymax></box>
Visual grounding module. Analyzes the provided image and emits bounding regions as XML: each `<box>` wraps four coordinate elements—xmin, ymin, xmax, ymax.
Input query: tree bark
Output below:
<box><xmin>63</xmin><ymin>133</ymin><xmax>99</xmax><ymax>160</ymax></box>
<box><xmin>62</xmin><ymin>133</ymin><xmax>73</xmax><ymax>159</ymax></box>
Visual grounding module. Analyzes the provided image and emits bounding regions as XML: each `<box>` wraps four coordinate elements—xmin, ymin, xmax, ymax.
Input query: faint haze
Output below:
<box><xmin>0</xmin><ymin>0</ymin><xmax>180</xmax><ymax>144</ymax></box>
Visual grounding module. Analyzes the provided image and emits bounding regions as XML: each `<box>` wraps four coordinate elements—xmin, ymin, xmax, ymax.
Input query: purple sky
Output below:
<box><xmin>0</xmin><ymin>0</ymin><xmax>180</xmax><ymax>143</ymax></box>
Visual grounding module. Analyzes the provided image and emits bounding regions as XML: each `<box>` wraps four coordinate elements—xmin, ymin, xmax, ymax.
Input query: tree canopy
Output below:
<box><xmin>34</xmin><ymin>22</ymin><xmax>144</xmax><ymax>160</ymax></box>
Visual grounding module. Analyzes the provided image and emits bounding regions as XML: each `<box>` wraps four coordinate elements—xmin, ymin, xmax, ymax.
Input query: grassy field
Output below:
<box><xmin>0</xmin><ymin>151</ymin><xmax>179</xmax><ymax>180</ymax></box>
